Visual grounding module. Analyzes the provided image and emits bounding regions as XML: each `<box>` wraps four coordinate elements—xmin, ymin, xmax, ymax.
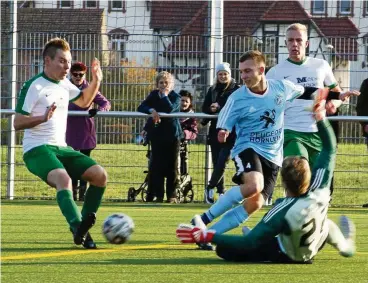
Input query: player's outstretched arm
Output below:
<box><xmin>216</xmin><ymin>95</ymin><xmax>239</xmax><ymax>136</ymax></box>
<box><xmin>312</xmin><ymin>89</ymin><xmax>336</xmax><ymax>151</ymax></box>
<box><xmin>308</xmin><ymin>89</ymin><xmax>337</xmax><ymax>191</ymax></box>
<box><xmin>74</xmin><ymin>58</ymin><xmax>103</xmax><ymax>108</ymax></box>
<box><xmin>14</xmin><ymin>102</ymin><xmax>57</xmax><ymax>130</ymax></box>
<box><xmin>176</xmin><ymin>216</ymin><xmax>281</xmax><ymax>251</ymax></box>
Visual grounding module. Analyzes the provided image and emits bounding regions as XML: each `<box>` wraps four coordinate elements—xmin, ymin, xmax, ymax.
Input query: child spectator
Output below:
<box><xmin>179</xmin><ymin>90</ymin><xmax>198</xmax><ymax>142</ymax></box>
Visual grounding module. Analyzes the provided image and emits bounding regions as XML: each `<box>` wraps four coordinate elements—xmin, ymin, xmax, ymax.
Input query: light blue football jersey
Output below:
<box><xmin>217</xmin><ymin>79</ymin><xmax>304</xmax><ymax>166</ymax></box>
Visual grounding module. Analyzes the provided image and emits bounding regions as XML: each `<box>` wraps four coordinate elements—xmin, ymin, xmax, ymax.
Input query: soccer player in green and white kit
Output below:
<box><xmin>266</xmin><ymin>23</ymin><xmax>359</xmax><ymax>204</ymax></box>
<box><xmin>14</xmin><ymin>38</ymin><xmax>106</xmax><ymax>249</ymax></box>
<box><xmin>176</xmin><ymin>92</ymin><xmax>356</xmax><ymax>263</ymax></box>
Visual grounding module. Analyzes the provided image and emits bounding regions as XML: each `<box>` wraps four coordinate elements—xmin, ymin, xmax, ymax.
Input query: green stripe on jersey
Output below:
<box><xmin>328</xmin><ymin>83</ymin><xmax>337</xmax><ymax>89</ymax></box>
<box><xmin>15</xmin><ymin>73</ymin><xmax>43</xmax><ymax>115</ymax></box>
<box><xmin>69</xmin><ymin>91</ymin><xmax>82</xmax><ymax>102</ymax></box>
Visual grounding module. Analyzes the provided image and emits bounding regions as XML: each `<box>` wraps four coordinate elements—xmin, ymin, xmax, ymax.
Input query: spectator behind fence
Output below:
<box><xmin>66</xmin><ymin>62</ymin><xmax>111</xmax><ymax>201</ymax></box>
<box><xmin>141</xmin><ymin>90</ymin><xmax>198</xmax><ymax>180</ymax></box>
<box><xmin>137</xmin><ymin>71</ymin><xmax>183</xmax><ymax>203</ymax></box>
<box><xmin>201</xmin><ymin>62</ymin><xmax>240</xmax><ymax>204</ymax></box>
<box><xmin>179</xmin><ymin>90</ymin><xmax>198</xmax><ymax>142</ymax></box>
<box><xmin>356</xmin><ymin>78</ymin><xmax>368</xmax><ymax>208</ymax></box>
<box><xmin>14</xmin><ymin>37</ymin><xmax>107</xmax><ymax>249</ymax></box>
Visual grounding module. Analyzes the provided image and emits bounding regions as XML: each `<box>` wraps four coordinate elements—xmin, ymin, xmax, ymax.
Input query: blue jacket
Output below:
<box><xmin>138</xmin><ymin>89</ymin><xmax>183</xmax><ymax>142</ymax></box>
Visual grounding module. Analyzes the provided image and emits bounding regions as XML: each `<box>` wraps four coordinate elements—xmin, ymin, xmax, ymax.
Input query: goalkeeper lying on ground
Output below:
<box><xmin>176</xmin><ymin>92</ymin><xmax>356</xmax><ymax>263</ymax></box>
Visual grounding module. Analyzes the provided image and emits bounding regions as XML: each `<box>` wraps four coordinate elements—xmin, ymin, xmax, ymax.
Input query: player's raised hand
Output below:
<box><xmin>91</xmin><ymin>58</ymin><xmax>103</xmax><ymax>82</ymax></box>
<box><xmin>339</xmin><ymin>90</ymin><xmax>360</xmax><ymax>102</ymax></box>
<box><xmin>218</xmin><ymin>129</ymin><xmax>229</xmax><ymax>143</ymax></box>
<box><xmin>176</xmin><ymin>224</ymin><xmax>215</xmax><ymax>244</ymax></box>
<box><xmin>44</xmin><ymin>102</ymin><xmax>57</xmax><ymax>122</ymax></box>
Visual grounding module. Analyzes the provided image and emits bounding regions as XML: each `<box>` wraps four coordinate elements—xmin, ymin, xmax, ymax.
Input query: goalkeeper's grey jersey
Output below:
<box><xmin>212</xmin><ymin>119</ymin><xmax>336</xmax><ymax>262</ymax></box>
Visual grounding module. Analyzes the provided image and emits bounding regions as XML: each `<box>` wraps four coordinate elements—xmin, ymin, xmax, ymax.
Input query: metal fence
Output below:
<box><xmin>1</xmin><ymin>110</ymin><xmax>367</xmax><ymax>206</ymax></box>
<box><xmin>1</xmin><ymin>32</ymin><xmax>368</xmax><ymax>205</ymax></box>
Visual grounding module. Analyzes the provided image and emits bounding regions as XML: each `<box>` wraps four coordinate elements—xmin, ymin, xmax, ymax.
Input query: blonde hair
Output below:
<box><xmin>281</xmin><ymin>156</ymin><xmax>311</xmax><ymax>196</ymax></box>
<box><xmin>213</xmin><ymin>73</ymin><xmax>232</xmax><ymax>90</ymax></box>
<box><xmin>155</xmin><ymin>71</ymin><xmax>174</xmax><ymax>91</ymax></box>
<box><xmin>286</xmin><ymin>23</ymin><xmax>308</xmax><ymax>38</ymax></box>
<box><xmin>42</xmin><ymin>37</ymin><xmax>70</xmax><ymax>60</ymax></box>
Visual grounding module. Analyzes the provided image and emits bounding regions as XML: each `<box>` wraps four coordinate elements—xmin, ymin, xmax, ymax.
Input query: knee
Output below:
<box><xmin>240</xmin><ymin>182</ymin><xmax>262</xmax><ymax>198</ymax></box>
<box><xmin>84</xmin><ymin>165</ymin><xmax>108</xmax><ymax>187</ymax></box>
<box><xmin>47</xmin><ymin>169</ymin><xmax>72</xmax><ymax>189</ymax></box>
<box><xmin>243</xmin><ymin>194</ymin><xmax>264</xmax><ymax>214</ymax></box>
<box><xmin>240</xmin><ymin>172</ymin><xmax>264</xmax><ymax>197</ymax></box>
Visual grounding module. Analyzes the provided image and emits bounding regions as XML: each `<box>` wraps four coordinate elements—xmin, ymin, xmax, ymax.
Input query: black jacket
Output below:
<box><xmin>356</xmin><ymin>78</ymin><xmax>368</xmax><ymax>137</ymax></box>
<box><xmin>138</xmin><ymin>89</ymin><xmax>183</xmax><ymax>142</ymax></box>
<box><xmin>201</xmin><ymin>79</ymin><xmax>240</xmax><ymax>145</ymax></box>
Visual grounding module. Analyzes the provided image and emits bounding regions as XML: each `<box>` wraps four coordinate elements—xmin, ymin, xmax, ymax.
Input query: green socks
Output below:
<box><xmin>56</xmin><ymin>190</ymin><xmax>82</xmax><ymax>229</ymax></box>
<box><xmin>81</xmin><ymin>185</ymin><xmax>106</xmax><ymax>220</ymax></box>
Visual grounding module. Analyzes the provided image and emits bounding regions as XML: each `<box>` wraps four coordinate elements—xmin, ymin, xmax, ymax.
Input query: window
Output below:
<box><xmin>109</xmin><ymin>1</ymin><xmax>126</xmax><ymax>13</ymax></box>
<box><xmin>109</xmin><ymin>29</ymin><xmax>130</xmax><ymax>61</ymax></box>
<box><xmin>364</xmin><ymin>0</ymin><xmax>368</xmax><ymax>17</ymax></box>
<box><xmin>85</xmin><ymin>1</ymin><xmax>98</xmax><ymax>8</ymax></box>
<box><xmin>311</xmin><ymin>1</ymin><xmax>326</xmax><ymax>14</ymax></box>
<box><xmin>339</xmin><ymin>0</ymin><xmax>353</xmax><ymax>15</ymax></box>
<box><xmin>112</xmin><ymin>1</ymin><xmax>122</xmax><ymax>9</ymax></box>
<box><xmin>59</xmin><ymin>1</ymin><xmax>73</xmax><ymax>8</ymax></box>
<box><xmin>111</xmin><ymin>39</ymin><xmax>127</xmax><ymax>58</ymax></box>
<box><xmin>262</xmin><ymin>33</ymin><xmax>278</xmax><ymax>67</ymax></box>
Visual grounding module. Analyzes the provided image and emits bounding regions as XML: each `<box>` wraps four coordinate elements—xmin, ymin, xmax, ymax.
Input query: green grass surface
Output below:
<box><xmin>1</xmin><ymin>201</ymin><xmax>368</xmax><ymax>283</ymax></box>
<box><xmin>1</xmin><ymin>143</ymin><xmax>368</xmax><ymax>205</ymax></box>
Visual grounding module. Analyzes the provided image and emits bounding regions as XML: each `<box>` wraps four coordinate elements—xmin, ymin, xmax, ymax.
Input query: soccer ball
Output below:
<box><xmin>102</xmin><ymin>213</ymin><xmax>135</xmax><ymax>244</ymax></box>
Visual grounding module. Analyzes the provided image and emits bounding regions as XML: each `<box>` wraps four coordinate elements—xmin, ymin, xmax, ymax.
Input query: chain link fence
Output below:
<box><xmin>1</xmin><ymin>32</ymin><xmax>367</xmax><ymax>206</ymax></box>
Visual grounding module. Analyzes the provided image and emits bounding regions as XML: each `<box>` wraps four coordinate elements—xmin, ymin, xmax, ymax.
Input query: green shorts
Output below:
<box><xmin>23</xmin><ymin>145</ymin><xmax>97</xmax><ymax>183</ymax></box>
<box><xmin>284</xmin><ymin>130</ymin><xmax>322</xmax><ymax>167</ymax></box>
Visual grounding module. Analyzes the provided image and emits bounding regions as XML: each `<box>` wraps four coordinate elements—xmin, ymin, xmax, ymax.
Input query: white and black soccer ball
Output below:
<box><xmin>102</xmin><ymin>213</ymin><xmax>135</xmax><ymax>244</ymax></box>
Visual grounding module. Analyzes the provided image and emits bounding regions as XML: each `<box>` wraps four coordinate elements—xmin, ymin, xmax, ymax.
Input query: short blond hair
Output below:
<box><xmin>155</xmin><ymin>71</ymin><xmax>174</xmax><ymax>90</ymax></box>
<box><xmin>281</xmin><ymin>156</ymin><xmax>311</xmax><ymax>196</ymax></box>
<box><xmin>286</xmin><ymin>23</ymin><xmax>308</xmax><ymax>37</ymax></box>
<box><xmin>239</xmin><ymin>50</ymin><xmax>266</xmax><ymax>66</ymax></box>
<box><xmin>42</xmin><ymin>37</ymin><xmax>70</xmax><ymax>60</ymax></box>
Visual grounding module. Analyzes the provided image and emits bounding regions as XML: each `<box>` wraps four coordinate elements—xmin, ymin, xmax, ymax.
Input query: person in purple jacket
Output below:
<box><xmin>66</xmin><ymin>62</ymin><xmax>111</xmax><ymax>201</ymax></box>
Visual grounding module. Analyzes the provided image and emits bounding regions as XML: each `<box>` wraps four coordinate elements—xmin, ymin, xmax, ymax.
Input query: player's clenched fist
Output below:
<box><xmin>218</xmin><ymin>129</ymin><xmax>229</xmax><ymax>143</ymax></box>
<box><xmin>176</xmin><ymin>224</ymin><xmax>215</xmax><ymax>244</ymax></box>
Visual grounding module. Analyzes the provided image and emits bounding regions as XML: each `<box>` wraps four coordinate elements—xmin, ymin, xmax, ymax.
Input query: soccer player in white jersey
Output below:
<box><xmin>191</xmin><ymin>50</ymin><xmax>309</xmax><ymax>250</ymax></box>
<box><xmin>266</xmin><ymin>23</ymin><xmax>359</xmax><ymax>204</ymax></box>
<box><xmin>177</xmin><ymin>93</ymin><xmax>356</xmax><ymax>263</ymax></box>
<box><xmin>14</xmin><ymin>38</ymin><xmax>106</xmax><ymax>249</ymax></box>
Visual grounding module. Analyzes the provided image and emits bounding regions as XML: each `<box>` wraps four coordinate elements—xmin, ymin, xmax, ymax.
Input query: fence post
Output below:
<box><xmin>204</xmin><ymin>125</ymin><xmax>212</xmax><ymax>201</ymax></box>
<box><xmin>7</xmin><ymin>0</ymin><xmax>17</xmax><ymax>200</ymax></box>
